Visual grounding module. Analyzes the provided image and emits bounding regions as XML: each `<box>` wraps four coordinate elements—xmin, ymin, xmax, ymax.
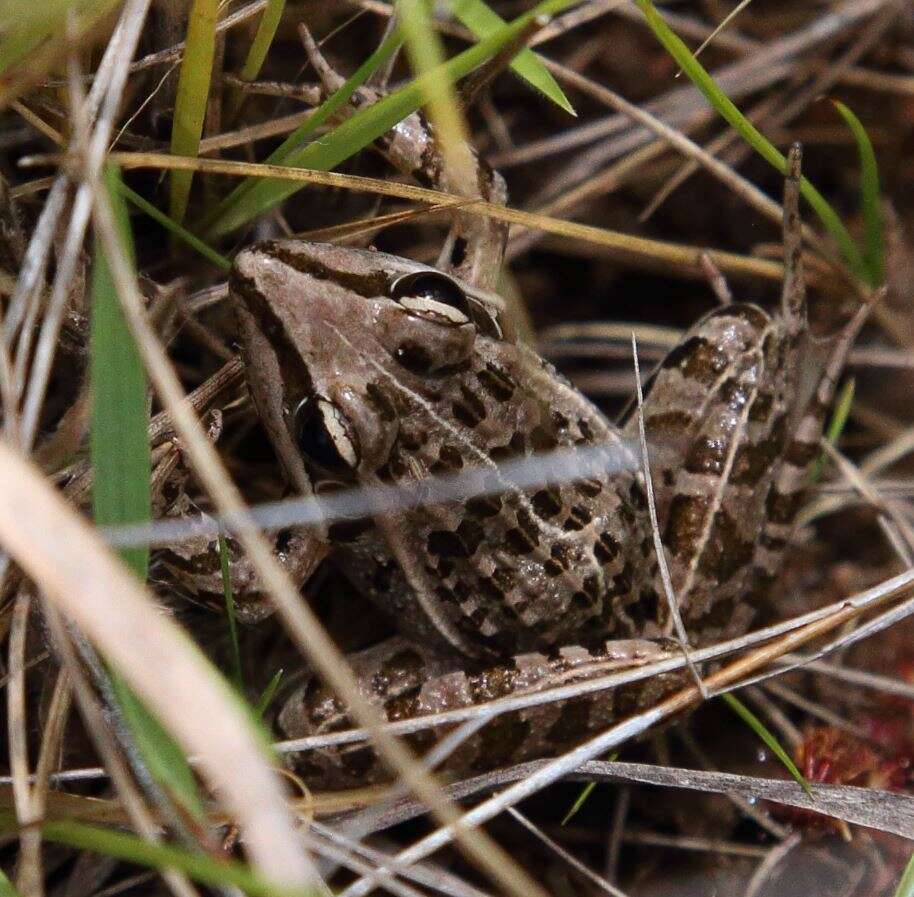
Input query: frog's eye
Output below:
<box><xmin>293</xmin><ymin>397</ymin><xmax>359</xmax><ymax>474</ymax></box>
<box><xmin>390</xmin><ymin>271</ymin><xmax>471</xmax><ymax>326</ymax></box>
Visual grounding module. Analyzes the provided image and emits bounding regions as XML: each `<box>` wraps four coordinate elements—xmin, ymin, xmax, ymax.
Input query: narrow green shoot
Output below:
<box><xmin>91</xmin><ymin>165</ymin><xmax>204</xmax><ymax>823</ymax></box>
<box><xmin>833</xmin><ymin>101</ymin><xmax>884</xmax><ymax>286</ymax></box>
<box><xmin>256</xmin><ymin>668</ymin><xmax>285</xmax><ymax>718</ymax></box>
<box><xmin>119</xmin><ymin>183</ymin><xmax>231</xmax><ymax>272</ymax></box>
<box><xmin>398</xmin><ymin>0</ymin><xmax>477</xmax><ymax>191</ymax></box>
<box><xmin>561</xmin><ymin>781</ymin><xmax>596</xmax><ymax>825</ymax></box>
<box><xmin>4</xmin><ymin>817</ymin><xmax>318</xmax><ymax>897</ymax></box>
<box><xmin>811</xmin><ymin>377</ymin><xmax>855</xmax><ymax>482</ymax></box>
<box><xmin>204</xmin><ymin>26</ymin><xmax>403</xmax><ymax>234</ymax></box>
<box><xmin>206</xmin><ymin>0</ymin><xmax>576</xmax><ymax>238</ymax></box>
<box><xmin>0</xmin><ymin>867</ymin><xmax>20</xmax><ymax>897</ymax></box>
<box><xmin>895</xmin><ymin>852</ymin><xmax>914</xmax><ymax>897</ymax></box>
<box><xmin>449</xmin><ymin>0</ymin><xmax>574</xmax><ymax>113</ymax></box>
<box><xmin>721</xmin><ymin>693</ymin><xmax>812</xmax><ymax>795</ymax></box>
<box><xmin>170</xmin><ymin>0</ymin><xmax>218</xmax><ymax>223</ymax></box>
<box><xmin>225</xmin><ymin>0</ymin><xmax>288</xmax><ymax>121</ymax></box>
<box><xmin>219</xmin><ymin>536</ymin><xmax>244</xmax><ymax>693</ymax></box>
<box><xmin>633</xmin><ymin>0</ymin><xmax>866</xmax><ymax>281</ymax></box>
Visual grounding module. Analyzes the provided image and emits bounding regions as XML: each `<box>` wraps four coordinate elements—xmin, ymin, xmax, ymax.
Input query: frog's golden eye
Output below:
<box><xmin>293</xmin><ymin>397</ymin><xmax>360</xmax><ymax>474</ymax></box>
<box><xmin>389</xmin><ymin>271</ymin><xmax>471</xmax><ymax>326</ymax></box>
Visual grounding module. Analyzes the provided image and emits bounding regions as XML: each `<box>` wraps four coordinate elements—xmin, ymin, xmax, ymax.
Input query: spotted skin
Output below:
<box><xmin>228</xmin><ymin>115</ymin><xmax>867</xmax><ymax>787</ymax></box>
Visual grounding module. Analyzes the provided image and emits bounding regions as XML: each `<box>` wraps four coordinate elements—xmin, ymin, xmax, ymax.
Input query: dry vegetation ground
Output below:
<box><xmin>2</xmin><ymin>1</ymin><xmax>914</xmax><ymax>895</ymax></box>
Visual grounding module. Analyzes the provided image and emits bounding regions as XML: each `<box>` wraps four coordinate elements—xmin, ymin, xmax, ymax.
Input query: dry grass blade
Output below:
<box><xmin>0</xmin><ymin>442</ymin><xmax>316</xmax><ymax>888</ymax></box>
<box><xmin>101</xmin><ymin>151</ymin><xmax>785</xmax><ymax>282</ymax></box>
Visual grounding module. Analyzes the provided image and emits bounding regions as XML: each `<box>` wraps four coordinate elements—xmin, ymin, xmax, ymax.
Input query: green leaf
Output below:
<box><xmin>811</xmin><ymin>377</ymin><xmax>855</xmax><ymax>482</ymax></box>
<box><xmin>91</xmin><ymin>165</ymin><xmax>150</xmax><ymax>581</ymax></box>
<box><xmin>561</xmin><ymin>781</ymin><xmax>596</xmax><ymax>825</ymax></box>
<box><xmin>0</xmin><ymin>816</ymin><xmax>318</xmax><ymax>897</ymax></box>
<box><xmin>203</xmin><ymin>25</ymin><xmax>403</xmax><ymax>233</ymax></box>
<box><xmin>633</xmin><ymin>0</ymin><xmax>866</xmax><ymax>282</ymax></box>
<box><xmin>226</xmin><ymin>0</ymin><xmax>288</xmax><ymax>121</ymax></box>
<box><xmin>219</xmin><ymin>535</ymin><xmax>244</xmax><ymax>693</ymax></box>
<box><xmin>119</xmin><ymin>182</ymin><xmax>230</xmax><ymax>272</ymax></box>
<box><xmin>170</xmin><ymin>0</ymin><xmax>218</xmax><ymax>223</ymax></box>
<box><xmin>833</xmin><ymin>101</ymin><xmax>884</xmax><ymax>286</ymax></box>
<box><xmin>206</xmin><ymin>0</ymin><xmax>577</xmax><ymax>238</ymax></box>
<box><xmin>0</xmin><ymin>866</ymin><xmax>21</xmax><ymax>897</ymax></box>
<box><xmin>91</xmin><ymin>165</ymin><xmax>204</xmax><ymax>823</ymax></box>
<box><xmin>895</xmin><ymin>851</ymin><xmax>914</xmax><ymax>897</ymax></box>
<box><xmin>448</xmin><ymin>0</ymin><xmax>574</xmax><ymax>114</ymax></box>
<box><xmin>256</xmin><ymin>668</ymin><xmax>285</xmax><ymax>718</ymax></box>
<box><xmin>721</xmin><ymin>693</ymin><xmax>812</xmax><ymax>795</ymax></box>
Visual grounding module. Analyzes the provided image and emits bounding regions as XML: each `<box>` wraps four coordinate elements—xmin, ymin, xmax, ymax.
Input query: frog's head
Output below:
<box><xmin>230</xmin><ymin>240</ymin><xmax>503</xmax><ymax>489</ymax></box>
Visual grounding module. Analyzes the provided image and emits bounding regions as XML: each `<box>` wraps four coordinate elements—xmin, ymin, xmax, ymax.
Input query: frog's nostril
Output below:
<box><xmin>293</xmin><ymin>397</ymin><xmax>360</xmax><ymax>474</ymax></box>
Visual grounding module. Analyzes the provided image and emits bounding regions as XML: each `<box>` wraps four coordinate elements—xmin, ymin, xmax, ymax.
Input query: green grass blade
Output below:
<box><xmin>256</xmin><ymin>668</ymin><xmax>284</xmax><ymax>718</ymax></box>
<box><xmin>448</xmin><ymin>0</ymin><xmax>574</xmax><ymax>114</ymax></box>
<box><xmin>7</xmin><ymin>817</ymin><xmax>318</xmax><ymax>897</ymax></box>
<box><xmin>721</xmin><ymin>693</ymin><xmax>812</xmax><ymax>795</ymax></box>
<box><xmin>811</xmin><ymin>377</ymin><xmax>855</xmax><ymax>482</ymax></box>
<box><xmin>561</xmin><ymin>781</ymin><xmax>596</xmax><ymax>825</ymax></box>
<box><xmin>895</xmin><ymin>852</ymin><xmax>914</xmax><ymax>897</ymax></box>
<box><xmin>633</xmin><ymin>0</ymin><xmax>866</xmax><ymax>281</ymax></box>
<box><xmin>204</xmin><ymin>26</ymin><xmax>403</xmax><ymax>233</ymax></box>
<box><xmin>92</xmin><ymin>164</ymin><xmax>204</xmax><ymax>823</ymax></box>
<box><xmin>119</xmin><ymin>183</ymin><xmax>230</xmax><ymax>272</ymax></box>
<box><xmin>398</xmin><ymin>0</ymin><xmax>477</xmax><ymax>189</ymax></box>
<box><xmin>0</xmin><ymin>0</ymin><xmax>121</xmax><ymax>107</ymax></box>
<box><xmin>833</xmin><ymin>101</ymin><xmax>884</xmax><ymax>286</ymax></box>
<box><xmin>0</xmin><ymin>866</ymin><xmax>21</xmax><ymax>897</ymax></box>
<box><xmin>206</xmin><ymin>0</ymin><xmax>576</xmax><ymax>238</ymax></box>
<box><xmin>169</xmin><ymin>0</ymin><xmax>218</xmax><ymax>223</ymax></box>
<box><xmin>225</xmin><ymin>0</ymin><xmax>288</xmax><ymax>120</ymax></box>
<box><xmin>219</xmin><ymin>536</ymin><xmax>244</xmax><ymax>693</ymax></box>
<box><xmin>91</xmin><ymin>165</ymin><xmax>150</xmax><ymax>580</ymax></box>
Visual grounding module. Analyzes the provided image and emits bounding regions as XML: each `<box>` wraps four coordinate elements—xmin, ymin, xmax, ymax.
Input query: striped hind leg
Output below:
<box><xmin>753</xmin><ymin>144</ymin><xmax>872</xmax><ymax>585</ymax></box>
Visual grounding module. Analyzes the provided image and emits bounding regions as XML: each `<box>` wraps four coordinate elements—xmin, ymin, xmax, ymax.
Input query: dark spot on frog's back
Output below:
<box><xmin>665</xmin><ymin>494</ymin><xmax>711</xmax><ymax>557</ymax></box>
<box><xmin>477</xmin><ymin>362</ymin><xmax>515</xmax><ymax>401</ymax></box>
<box><xmin>661</xmin><ymin>336</ymin><xmax>727</xmax><ymax>386</ymax></box>
<box><xmin>685</xmin><ymin>435</ymin><xmax>729</xmax><ymax>475</ymax></box>
<box><xmin>473</xmin><ymin>714</ymin><xmax>530</xmax><ymax>770</ymax></box>
<box><xmin>700</xmin><ymin>509</ymin><xmax>754</xmax><ymax>584</ymax></box>
<box><xmin>708</xmin><ymin>302</ymin><xmax>771</xmax><ymax>332</ymax></box>
<box><xmin>451</xmin><ymin>384</ymin><xmax>487</xmax><ymax>428</ymax></box>
<box><xmin>427</xmin><ymin>530</ymin><xmax>468</xmax><ymax>558</ymax></box>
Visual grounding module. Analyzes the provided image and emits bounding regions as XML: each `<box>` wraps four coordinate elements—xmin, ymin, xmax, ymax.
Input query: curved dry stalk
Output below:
<box><xmin>101</xmin><ymin>151</ymin><xmax>785</xmax><ymax>283</ymax></box>
<box><xmin>0</xmin><ymin>441</ymin><xmax>315</xmax><ymax>888</ymax></box>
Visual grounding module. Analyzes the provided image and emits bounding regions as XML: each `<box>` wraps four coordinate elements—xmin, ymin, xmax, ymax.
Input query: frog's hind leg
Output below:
<box><xmin>751</xmin><ymin>145</ymin><xmax>872</xmax><ymax>590</ymax></box>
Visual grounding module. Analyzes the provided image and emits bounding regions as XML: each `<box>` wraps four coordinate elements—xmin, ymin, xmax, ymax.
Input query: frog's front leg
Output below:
<box><xmin>277</xmin><ymin>635</ymin><xmax>681</xmax><ymax>791</ymax></box>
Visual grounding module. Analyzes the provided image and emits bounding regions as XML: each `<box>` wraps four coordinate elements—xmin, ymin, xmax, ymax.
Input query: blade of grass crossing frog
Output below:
<box><xmin>398</xmin><ymin>0</ymin><xmax>477</xmax><ymax>189</ymax></box>
<box><xmin>225</xmin><ymin>0</ymin><xmax>288</xmax><ymax>122</ymax></box>
<box><xmin>219</xmin><ymin>536</ymin><xmax>244</xmax><ymax>693</ymax></box>
<box><xmin>448</xmin><ymin>0</ymin><xmax>574</xmax><ymax>114</ymax></box>
<box><xmin>633</xmin><ymin>0</ymin><xmax>866</xmax><ymax>281</ymax></box>
<box><xmin>91</xmin><ymin>165</ymin><xmax>205</xmax><ymax>822</ymax></box>
<box><xmin>205</xmin><ymin>0</ymin><xmax>577</xmax><ymax>238</ymax></box>
<box><xmin>721</xmin><ymin>694</ymin><xmax>812</xmax><ymax>795</ymax></box>
<box><xmin>833</xmin><ymin>101</ymin><xmax>885</xmax><ymax>286</ymax></box>
<box><xmin>169</xmin><ymin>0</ymin><xmax>218</xmax><ymax>223</ymax></box>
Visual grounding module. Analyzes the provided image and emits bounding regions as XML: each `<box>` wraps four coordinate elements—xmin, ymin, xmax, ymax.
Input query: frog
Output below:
<box><xmin>218</xmin><ymin>34</ymin><xmax>869</xmax><ymax>789</ymax></box>
<box><xmin>225</xmin><ymin>134</ymin><xmax>867</xmax><ymax>788</ymax></box>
